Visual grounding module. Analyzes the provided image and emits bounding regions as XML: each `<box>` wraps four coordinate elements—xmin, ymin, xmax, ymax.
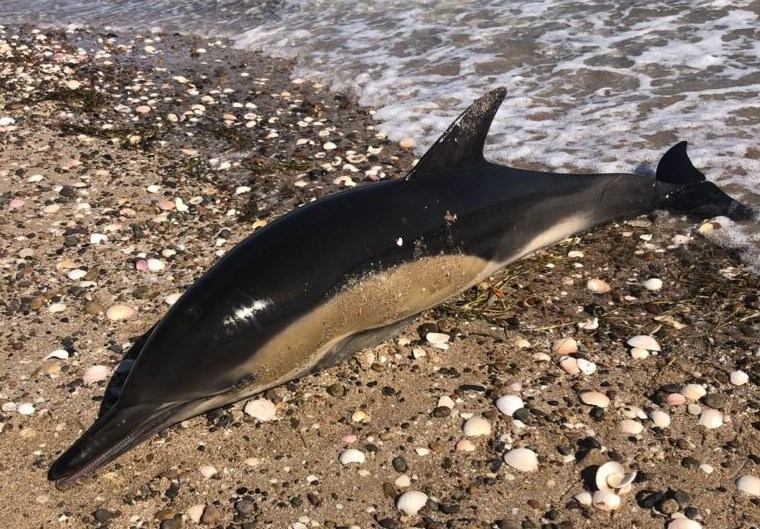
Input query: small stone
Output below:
<box><xmin>200</xmin><ymin>504</ymin><xmax>221</xmax><ymax>525</ymax></box>
<box><xmin>199</xmin><ymin>465</ymin><xmax>217</xmax><ymax>479</ymax></box>
<box><xmin>551</xmin><ymin>338</ymin><xmax>577</xmax><ymax>355</ymax></box>
<box><xmin>17</xmin><ymin>403</ymin><xmax>35</xmax><ymax>415</ymax></box>
<box><xmin>186</xmin><ymin>505</ymin><xmax>205</xmax><ymax>523</ymax></box>
<box><xmin>664</xmin><ymin>393</ymin><xmax>687</xmax><ymax>406</ymax></box>
<box><xmin>702</xmin><ymin>394</ymin><xmax>727</xmax><ymax>409</ymax></box>
<box><xmin>399</xmin><ymin>138</ymin><xmax>415</xmax><ymax>149</ymax></box>
<box><xmin>642</xmin><ymin>278</ymin><xmax>663</xmax><ymax>291</ymax></box>
<box><xmin>668</xmin><ymin>520</ymin><xmax>701</xmax><ymax>529</ymax></box>
<box><xmin>392</xmin><ymin>456</ymin><xmax>407</xmax><ymax>473</ymax></box>
<box><xmin>235</xmin><ymin>498</ymin><xmax>256</xmax><ymax>515</ymax></box>
<box><xmin>244</xmin><ymin>399</ymin><xmax>276</xmax><ymax>421</ymax></box>
<box><xmin>326</xmin><ymin>383</ymin><xmax>345</xmax><ymax>397</ymax></box>
<box><xmin>396</xmin><ymin>490</ymin><xmax>428</xmax><ymax>515</ymax></box>
<box><xmin>659</xmin><ymin>498</ymin><xmax>680</xmax><ymax>514</ymax></box>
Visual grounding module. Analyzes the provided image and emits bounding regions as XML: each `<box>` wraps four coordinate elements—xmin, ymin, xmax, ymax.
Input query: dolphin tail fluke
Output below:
<box><xmin>656</xmin><ymin>141</ymin><xmax>755</xmax><ymax>220</ymax></box>
<box><xmin>48</xmin><ymin>400</ymin><xmax>186</xmax><ymax>487</ymax></box>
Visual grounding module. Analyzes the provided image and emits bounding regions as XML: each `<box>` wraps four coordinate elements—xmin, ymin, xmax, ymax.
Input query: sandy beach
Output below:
<box><xmin>1</xmin><ymin>25</ymin><xmax>759</xmax><ymax>529</ymax></box>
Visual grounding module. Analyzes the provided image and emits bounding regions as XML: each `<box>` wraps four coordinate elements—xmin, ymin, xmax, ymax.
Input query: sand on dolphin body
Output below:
<box><xmin>0</xmin><ymin>25</ymin><xmax>759</xmax><ymax>529</ymax></box>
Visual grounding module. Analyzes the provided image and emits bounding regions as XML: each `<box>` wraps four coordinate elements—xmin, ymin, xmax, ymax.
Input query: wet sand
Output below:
<box><xmin>1</xmin><ymin>25</ymin><xmax>759</xmax><ymax>529</ymax></box>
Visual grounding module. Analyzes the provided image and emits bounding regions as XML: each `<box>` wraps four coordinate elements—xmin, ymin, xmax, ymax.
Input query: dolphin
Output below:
<box><xmin>48</xmin><ymin>87</ymin><xmax>754</xmax><ymax>486</ymax></box>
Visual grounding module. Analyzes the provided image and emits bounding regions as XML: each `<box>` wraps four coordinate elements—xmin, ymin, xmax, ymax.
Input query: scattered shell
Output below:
<box><xmin>503</xmin><ymin>448</ymin><xmax>538</xmax><ymax>472</ymax></box>
<box><xmin>495</xmin><ymin>395</ymin><xmax>524</xmax><ymax>417</ymax></box>
<box><xmin>395</xmin><ymin>474</ymin><xmax>411</xmax><ymax>488</ymax></box>
<box><xmin>17</xmin><ymin>403</ymin><xmax>35</xmax><ymax>415</ymax></box>
<box><xmin>667</xmin><ymin>519</ymin><xmax>702</xmax><ymax>529</ymax></box>
<box><xmin>351</xmin><ymin>410</ymin><xmax>367</xmax><ymax>423</ymax></box>
<box><xmin>577</xmin><ymin>317</ymin><xmax>598</xmax><ymax>331</ymax></box>
<box><xmin>551</xmin><ymin>337</ymin><xmax>578</xmax><ymax>355</ymax></box>
<box><xmin>425</xmin><ymin>332</ymin><xmax>450</xmax><ymax>350</ymax></box>
<box><xmin>574</xmin><ymin>491</ymin><xmax>592</xmax><ymax>506</ymax></box>
<box><xmin>592</xmin><ymin>490</ymin><xmax>621</xmax><ymax>511</ymax></box>
<box><xmin>650</xmin><ymin>410</ymin><xmax>671</xmax><ymax>428</ymax></box>
<box><xmin>199</xmin><ymin>465</ymin><xmax>217</xmax><ymax>479</ymax></box>
<box><xmin>456</xmin><ymin>439</ymin><xmax>476</xmax><ymax>452</ymax></box>
<box><xmin>681</xmin><ymin>384</ymin><xmax>706</xmax><ymax>401</ymax></box>
<box><xmin>463</xmin><ymin>416</ymin><xmax>491</xmax><ymax>437</ymax></box>
<box><xmin>595</xmin><ymin>462</ymin><xmax>625</xmax><ymax>493</ymax></box>
<box><xmin>559</xmin><ymin>356</ymin><xmax>580</xmax><ymax>375</ymax></box>
<box><xmin>619</xmin><ymin>419</ymin><xmax>643</xmax><ymax>435</ymax></box>
<box><xmin>577</xmin><ymin>358</ymin><xmax>597</xmax><ymax>375</ymax></box>
<box><xmin>630</xmin><ymin>347</ymin><xmax>650</xmax><ymax>359</ymax></box>
<box><xmin>736</xmin><ymin>475</ymin><xmax>760</xmax><ymax>497</ymax></box>
<box><xmin>339</xmin><ymin>449</ymin><xmax>365</xmax><ymax>465</ymax></box>
<box><xmin>664</xmin><ymin>393</ymin><xmax>687</xmax><ymax>406</ymax></box>
<box><xmin>730</xmin><ymin>370</ymin><xmax>749</xmax><ymax>386</ymax></box>
<box><xmin>626</xmin><ymin>335</ymin><xmax>661</xmax><ymax>352</ymax></box>
<box><xmin>698</xmin><ymin>408</ymin><xmax>723</xmax><ymax>429</ymax></box>
<box><xmin>186</xmin><ymin>505</ymin><xmax>205</xmax><ymax>524</ymax></box>
<box><xmin>45</xmin><ymin>349</ymin><xmax>69</xmax><ymax>360</ymax></box>
<box><xmin>642</xmin><ymin>278</ymin><xmax>663</xmax><ymax>291</ymax></box>
<box><xmin>164</xmin><ymin>293</ymin><xmax>181</xmax><ymax>306</ymax></box>
<box><xmin>106</xmin><ymin>304</ymin><xmax>136</xmax><ymax>321</ymax></box>
<box><xmin>83</xmin><ymin>365</ymin><xmax>109</xmax><ymax>385</ymax></box>
<box><xmin>580</xmin><ymin>391</ymin><xmax>610</xmax><ymax>408</ymax></box>
<box><xmin>437</xmin><ymin>396</ymin><xmax>456</xmax><ymax>409</ymax></box>
<box><xmin>244</xmin><ymin>399</ymin><xmax>276</xmax><ymax>421</ymax></box>
<box><xmin>586</xmin><ymin>278</ymin><xmax>611</xmax><ymax>294</ymax></box>
<box><xmin>396</xmin><ymin>490</ymin><xmax>428</xmax><ymax>515</ymax></box>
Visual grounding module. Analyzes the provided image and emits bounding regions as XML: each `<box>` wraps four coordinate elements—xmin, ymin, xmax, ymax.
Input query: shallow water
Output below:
<box><xmin>2</xmin><ymin>0</ymin><xmax>759</xmax><ymax>265</ymax></box>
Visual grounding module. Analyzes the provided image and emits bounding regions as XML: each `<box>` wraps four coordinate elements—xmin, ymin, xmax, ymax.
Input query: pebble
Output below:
<box><xmin>729</xmin><ymin>370</ymin><xmax>749</xmax><ymax>386</ymax></box>
<box><xmin>574</xmin><ymin>491</ymin><xmax>592</xmax><ymax>506</ymax></box>
<box><xmin>396</xmin><ymin>490</ymin><xmax>428</xmax><ymax>515</ymax></box>
<box><xmin>186</xmin><ymin>504</ymin><xmax>205</xmax><ymax>523</ymax></box>
<box><xmin>164</xmin><ymin>293</ymin><xmax>182</xmax><ymax>305</ymax></box>
<box><xmin>83</xmin><ymin>365</ymin><xmax>109</xmax><ymax>385</ymax></box>
<box><xmin>463</xmin><ymin>416</ymin><xmax>491</xmax><ymax>437</ymax></box>
<box><xmin>495</xmin><ymin>395</ymin><xmax>524</xmax><ymax>417</ymax></box>
<box><xmin>456</xmin><ymin>439</ymin><xmax>476</xmax><ymax>452</ymax></box>
<box><xmin>339</xmin><ymin>449</ymin><xmax>365</xmax><ymax>465</ymax></box>
<box><xmin>736</xmin><ymin>475</ymin><xmax>760</xmax><ymax>497</ymax></box>
<box><xmin>437</xmin><ymin>395</ymin><xmax>455</xmax><ymax>409</ymax></box>
<box><xmin>586</xmin><ymin>278</ymin><xmax>611</xmax><ymax>293</ymax></box>
<box><xmin>395</xmin><ymin>474</ymin><xmax>411</xmax><ymax>488</ymax></box>
<box><xmin>701</xmin><ymin>394</ymin><xmax>727</xmax><ymax>409</ymax></box>
<box><xmin>200</xmin><ymin>504</ymin><xmax>221</xmax><ymax>525</ymax></box>
<box><xmin>503</xmin><ymin>448</ymin><xmax>538</xmax><ymax>472</ymax></box>
<box><xmin>580</xmin><ymin>391</ymin><xmax>610</xmax><ymax>408</ymax></box>
<box><xmin>106</xmin><ymin>304</ymin><xmax>136</xmax><ymax>321</ymax></box>
<box><xmin>399</xmin><ymin>137</ymin><xmax>415</xmax><ymax>149</ymax></box>
<box><xmin>425</xmin><ymin>332</ymin><xmax>450</xmax><ymax>350</ymax></box>
<box><xmin>551</xmin><ymin>337</ymin><xmax>577</xmax><ymax>355</ymax></box>
<box><xmin>244</xmin><ymin>399</ymin><xmax>276</xmax><ymax>421</ymax></box>
<box><xmin>630</xmin><ymin>347</ymin><xmax>650</xmax><ymax>359</ymax></box>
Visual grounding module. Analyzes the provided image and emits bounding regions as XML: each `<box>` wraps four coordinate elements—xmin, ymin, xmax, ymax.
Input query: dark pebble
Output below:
<box><xmin>658</xmin><ymin>498</ymin><xmax>680</xmax><ymax>514</ymax></box>
<box><xmin>432</xmin><ymin>406</ymin><xmax>451</xmax><ymax>418</ymax></box>
<box><xmin>379</xmin><ymin>518</ymin><xmax>399</xmax><ymax>529</ymax></box>
<box><xmin>439</xmin><ymin>503</ymin><xmax>460</xmax><ymax>514</ymax></box>
<box><xmin>673</xmin><ymin>490</ymin><xmax>690</xmax><ymax>507</ymax></box>
<box><xmin>702</xmin><ymin>394</ymin><xmax>727</xmax><ymax>410</ymax></box>
<box><xmin>326</xmin><ymin>383</ymin><xmax>346</xmax><ymax>397</ymax></box>
<box><xmin>513</xmin><ymin>408</ymin><xmax>531</xmax><ymax>422</ymax></box>
<box><xmin>495</xmin><ymin>520</ymin><xmax>520</xmax><ymax>529</ymax></box>
<box><xmin>93</xmin><ymin>509</ymin><xmax>113</xmax><ymax>523</ymax></box>
<box><xmin>235</xmin><ymin>499</ymin><xmax>256</xmax><ymax>516</ymax></box>
<box><xmin>160</xmin><ymin>516</ymin><xmax>182</xmax><ymax>529</ymax></box>
<box><xmin>684</xmin><ymin>506</ymin><xmax>699</xmax><ymax>519</ymax></box>
<box><xmin>392</xmin><ymin>456</ymin><xmax>407</xmax><ymax>473</ymax></box>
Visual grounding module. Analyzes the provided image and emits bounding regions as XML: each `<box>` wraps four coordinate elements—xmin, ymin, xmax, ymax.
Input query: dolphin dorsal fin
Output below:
<box><xmin>656</xmin><ymin>141</ymin><xmax>706</xmax><ymax>184</ymax></box>
<box><xmin>406</xmin><ymin>87</ymin><xmax>507</xmax><ymax>180</ymax></box>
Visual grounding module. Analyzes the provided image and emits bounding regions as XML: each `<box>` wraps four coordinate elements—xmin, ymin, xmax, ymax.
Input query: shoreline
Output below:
<box><xmin>1</xmin><ymin>25</ymin><xmax>759</xmax><ymax>529</ymax></box>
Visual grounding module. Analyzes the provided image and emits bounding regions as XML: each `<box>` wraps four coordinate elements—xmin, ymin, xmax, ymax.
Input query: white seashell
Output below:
<box><xmin>586</xmin><ymin>278</ymin><xmax>611</xmax><ymax>294</ymax></box>
<box><xmin>580</xmin><ymin>391</ymin><xmax>610</xmax><ymax>408</ymax></box>
<box><xmin>396</xmin><ymin>490</ymin><xmax>428</xmax><ymax>515</ymax></box>
<box><xmin>642</xmin><ymin>278</ymin><xmax>663</xmax><ymax>291</ymax></box>
<box><xmin>650</xmin><ymin>410</ymin><xmax>671</xmax><ymax>428</ymax></box>
<box><xmin>730</xmin><ymin>370</ymin><xmax>749</xmax><ymax>386</ymax></box>
<box><xmin>667</xmin><ymin>519</ymin><xmax>702</xmax><ymax>529</ymax></box>
<box><xmin>199</xmin><ymin>465</ymin><xmax>217</xmax><ymax>479</ymax></box>
<box><xmin>698</xmin><ymin>408</ymin><xmax>723</xmax><ymax>429</ymax></box>
<box><xmin>425</xmin><ymin>332</ymin><xmax>450</xmax><ymax>350</ymax></box>
<box><xmin>463</xmin><ymin>416</ymin><xmax>491</xmax><ymax>437</ymax></box>
<box><xmin>244</xmin><ymin>399</ymin><xmax>276</xmax><ymax>421</ymax></box>
<box><xmin>577</xmin><ymin>358</ymin><xmax>596</xmax><ymax>375</ymax></box>
<box><xmin>164</xmin><ymin>293</ymin><xmax>182</xmax><ymax>305</ymax></box>
<box><xmin>619</xmin><ymin>419</ymin><xmax>643</xmax><ymax>435</ymax></box>
<box><xmin>736</xmin><ymin>475</ymin><xmax>760</xmax><ymax>497</ymax></box>
<box><xmin>495</xmin><ymin>395</ymin><xmax>524</xmax><ymax>417</ymax></box>
<box><xmin>577</xmin><ymin>317</ymin><xmax>598</xmax><ymax>330</ymax></box>
<box><xmin>621</xmin><ymin>406</ymin><xmax>647</xmax><ymax>420</ymax></box>
<box><xmin>681</xmin><ymin>383</ymin><xmax>706</xmax><ymax>401</ymax></box>
<box><xmin>574</xmin><ymin>491</ymin><xmax>592</xmax><ymax>506</ymax></box>
<box><xmin>559</xmin><ymin>356</ymin><xmax>580</xmax><ymax>375</ymax></box>
<box><xmin>592</xmin><ymin>490</ymin><xmax>621</xmax><ymax>511</ymax></box>
<box><xmin>626</xmin><ymin>335</ymin><xmax>661</xmax><ymax>352</ymax></box>
<box><xmin>552</xmin><ymin>337</ymin><xmax>578</xmax><ymax>355</ymax></box>
<box><xmin>513</xmin><ymin>337</ymin><xmax>531</xmax><ymax>349</ymax></box>
<box><xmin>437</xmin><ymin>395</ymin><xmax>456</xmax><ymax>409</ymax></box>
<box><xmin>67</xmin><ymin>269</ymin><xmax>87</xmax><ymax>280</ymax></box>
<box><xmin>503</xmin><ymin>448</ymin><xmax>538</xmax><ymax>472</ymax></box>
<box><xmin>568</xmin><ymin>250</ymin><xmax>584</xmax><ymax>258</ymax></box>
<box><xmin>351</xmin><ymin>410</ymin><xmax>367</xmax><ymax>423</ymax></box>
<box><xmin>630</xmin><ymin>347</ymin><xmax>650</xmax><ymax>359</ymax></box>
<box><xmin>339</xmin><ymin>449</ymin><xmax>365</xmax><ymax>465</ymax></box>
<box><xmin>106</xmin><ymin>304</ymin><xmax>135</xmax><ymax>321</ymax></box>
<box><xmin>45</xmin><ymin>349</ymin><xmax>69</xmax><ymax>360</ymax></box>
<box><xmin>414</xmin><ymin>447</ymin><xmax>431</xmax><ymax>456</ymax></box>
<box><xmin>186</xmin><ymin>505</ymin><xmax>205</xmax><ymax>524</ymax></box>
<box><xmin>147</xmin><ymin>258</ymin><xmax>165</xmax><ymax>272</ymax></box>
<box><xmin>17</xmin><ymin>403</ymin><xmax>35</xmax><ymax>415</ymax></box>
<box><xmin>395</xmin><ymin>474</ymin><xmax>411</xmax><ymax>488</ymax></box>
<box><xmin>83</xmin><ymin>365</ymin><xmax>109</xmax><ymax>385</ymax></box>
<box><xmin>595</xmin><ymin>462</ymin><xmax>625</xmax><ymax>493</ymax></box>
<box><xmin>456</xmin><ymin>439</ymin><xmax>476</xmax><ymax>452</ymax></box>
<box><xmin>687</xmin><ymin>403</ymin><xmax>702</xmax><ymax>415</ymax></box>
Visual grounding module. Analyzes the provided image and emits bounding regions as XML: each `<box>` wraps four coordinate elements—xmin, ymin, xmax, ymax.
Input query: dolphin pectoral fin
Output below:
<box><xmin>49</xmin><ymin>399</ymin><xmax>192</xmax><ymax>487</ymax></box>
<box><xmin>406</xmin><ymin>87</ymin><xmax>507</xmax><ymax>180</ymax></box>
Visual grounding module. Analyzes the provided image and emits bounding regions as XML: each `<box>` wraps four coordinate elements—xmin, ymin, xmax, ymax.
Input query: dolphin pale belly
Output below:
<box><xmin>48</xmin><ymin>87</ymin><xmax>754</xmax><ymax>486</ymax></box>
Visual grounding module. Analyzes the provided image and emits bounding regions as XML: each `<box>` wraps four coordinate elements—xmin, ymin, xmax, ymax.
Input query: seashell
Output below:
<box><xmin>456</xmin><ymin>439</ymin><xmax>476</xmax><ymax>452</ymax></box>
<box><xmin>698</xmin><ymin>408</ymin><xmax>723</xmax><ymax>429</ymax></box>
<box><xmin>586</xmin><ymin>278</ymin><xmax>611</xmax><ymax>294</ymax></box>
<box><xmin>626</xmin><ymin>335</ymin><xmax>661</xmax><ymax>352</ymax></box>
<box><xmin>559</xmin><ymin>356</ymin><xmax>580</xmax><ymax>375</ymax></box>
<box><xmin>83</xmin><ymin>365</ymin><xmax>109</xmax><ymax>385</ymax></box>
<box><xmin>577</xmin><ymin>317</ymin><xmax>598</xmax><ymax>331</ymax></box>
<box><xmin>339</xmin><ymin>448</ymin><xmax>365</xmax><ymax>465</ymax></box>
<box><xmin>730</xmin><ymin>370</ymin><xmax>749</xmax><ymax>386</ymax></box>
<box><xmin>244</xmin><ymin>399</ymin><xmax>276</xmax><ymax>421</ymax></box>
<box><xmin>650</xmin><ymin>410</ymin><xmax>671</xmax><ymax>428</ymax></box>
<box><xmin>595</xmin><ymin>461</ymin><xmax>625</xmax><ymax>493</ymax></box>
<box><xmin>106</xmin><ymin>304</ymin><xmax>136</xmax><ymax>321</ymax></box>
<box><xmin>619</xmin><ymin>419</ymin><xmax>643</xmax><ymax>435</ymax></box>
<box><xmin>552</xmin><ymin>338</ymin><xmax>577</xmax><ymax>355</ymax></box>
<box><xmin>396</xmin><ymin>490</ymin><xmax>428</xmax><ymax>515</ymax></box>
<box><xmin>681</xmin><ymin>383</ymin><xmax>706</xmax><ymax>401</ymax></box>
<box><xmin>463</xmin><ymin>416</ymin><xmax>491</xmax><ymax>437</ymax></box>
<box><xmin>17</xmin><ymin>403</ymin><xmax>35</xmax><ymax>415</ymax></box>
<box><xmin>495</xmin><ymin>395</ymin><xmax>524</xmax><ymax>417</ymax></box>
<box><xmin>186</xmin><ymin>505</ymin><xmax>205</xmax><ymax>524</ymax></box>
<box><xmin>621</xmin><ymin>406</ymin><xmax>647</xmax><ymax>420</ymax></box>
<box><xmin>592</xmin><ymin>490</ymin><xmax>621</xmax><ymax>511</ymax></box>
<box><xmin>667</xmin><ymin>519</ymin><xmax>702</xmax><ymax>529</ymax></box>
<box><xmin>630</xmin><ymin>347</ymin><xmax>650</xmax><ymax>359</ymax></box>
<box><xmin>664</xmin><ymin>393</ymin><xmax>687</xmax><ymax>406</ymax></box>
<box><xmin>580</xmin><ymin>391</ymin><xmax>610</xmax><ymax>408</ymax></box>
<box><xmin>503</xmin><ymin>448</ymin><xmax>538</xmax><ymax>472</ymax></box>
<box><xmin>642</xmin><ymin>278</ymin><xmax>663</xmax><ymax>291</ymax></box>
<box><xmin>199</xmin><ymin>465</ymin><xmax>217</xmax><ymax>479</ymax></box>
<box><xmin>351</xmin><ymin>410</ymin><xmax>367</xmax><ymax>423</ymax></box>
<box><xmin>45</xmin><ymin>349</ymin><xmax>69</xmax><ymax>360</ymax></box>
<box><xmin>437</xmin><ymin>395</ymin><xmax>456</xmax><ymax>409</ymax></box>
<box><xmin>736</xmin><ymin>475</ymin><xmax>760</xmax><ymax>497</ymax></box>
<box><xmin>574</xmin><ymin>491</ymin><xmax>592</xmax><ymax>506</ymax></box>
<box><xmin>395</xmin><ymin>474</ymin><xmax>411</xmax><ymax>488</ymax></box>
<box><xmin>513</xmin><ymin>337</ymin><xmax>531</xmax><ymax>349</ymax></box>
<box><xmin>425</xmin><ymin>332</ymin><xmax>450</xmax><ymax>350</ymax></box>
<box><xmin>577</xmin><ymin>358</ymin><xmax>596</xmax><ymax>375</ymax></box>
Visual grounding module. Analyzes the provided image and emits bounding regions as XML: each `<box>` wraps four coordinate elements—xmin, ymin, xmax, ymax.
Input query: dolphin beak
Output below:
<box><xmin>49</xmin><ymin>401</ymin><xmax>190</xmax><ymax>487</ymax></box>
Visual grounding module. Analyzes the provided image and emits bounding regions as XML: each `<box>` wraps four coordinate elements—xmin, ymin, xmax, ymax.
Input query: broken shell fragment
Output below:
<box><xmin>626</xmin><ymin>335</ymin><xmax>661</xmax><ymax>352</ymax></box>
<box><xmin>592</xmin><ymin>490</ymin><xmax>621</xmax><ymax>511</ymax></box>
<box><xmin>552</xmin><ymin>337</ymin><xmax>578</xmax><ymax>355</ymax></box>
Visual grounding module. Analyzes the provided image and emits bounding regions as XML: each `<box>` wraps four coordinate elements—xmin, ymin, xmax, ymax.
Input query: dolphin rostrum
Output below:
<box><xmin>49</xmin><ymin>87</ymin><xmax>754</xmax><ymax>485</ymax></box>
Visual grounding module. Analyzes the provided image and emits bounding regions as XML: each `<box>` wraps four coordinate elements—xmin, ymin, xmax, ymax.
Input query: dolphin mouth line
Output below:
<box><xmin>51</xmin><ymin>402</ymin><xmax>186</xmax><ymax>488</ymax></box>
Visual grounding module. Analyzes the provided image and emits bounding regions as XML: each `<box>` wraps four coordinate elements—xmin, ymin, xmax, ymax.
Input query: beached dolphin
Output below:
<box><xmin>48</xmin><ymin>87</ymin><xmax>754</xmax><ymax>486</ymax></box>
